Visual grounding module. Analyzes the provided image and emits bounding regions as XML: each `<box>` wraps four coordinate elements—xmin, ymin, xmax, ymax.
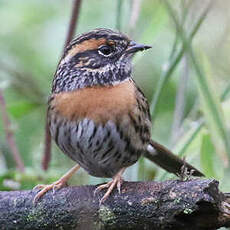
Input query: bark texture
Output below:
<box><xmin>0</xmin><ymin>179</ymin><xmax>230</xmax><ymax>230</ymax></box>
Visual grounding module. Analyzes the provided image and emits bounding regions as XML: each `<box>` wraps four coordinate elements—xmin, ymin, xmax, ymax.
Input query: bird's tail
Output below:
<box><xmin>144</xmin><ymin>139</ymin><xmax>204</xmax><ymax>177</ymax></box>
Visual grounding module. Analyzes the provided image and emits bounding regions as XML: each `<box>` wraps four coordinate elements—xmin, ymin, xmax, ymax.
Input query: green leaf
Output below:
<box><xmin>163</xmin><ymin>0</ymin><xmax>230</xmax><ymax>160</ymax></box>
<box><xmin>174</xmin><ymin>121</ymin><xmax>204</xmax><ymax>157</ymax></box>
<box><xmin>200</xmin><ymin>132</ymin><xmax>216</xmax><ymax>178</ymax></box>
<box><xmin>149</xmin><ymin>1</ymin><xmax>211</xmax><ymax>121</ymax></box>
<box><xmin>8</xmin><ymin>101</ymin><xmax>38</xmax><ymax>118</ymax></box>
<box><xmin>196</xmin><ymin>51</ymin><xmax>230</xmax><ymax>160</ymax></box>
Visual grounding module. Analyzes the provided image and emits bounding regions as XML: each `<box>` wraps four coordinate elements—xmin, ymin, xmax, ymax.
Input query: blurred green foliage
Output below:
<box><xmin>0</xmin><ymin>0</ymin><xmax>230</xmax><ymax>196</ymax></box>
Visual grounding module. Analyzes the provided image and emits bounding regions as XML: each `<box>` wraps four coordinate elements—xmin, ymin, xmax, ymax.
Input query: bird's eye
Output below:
<box><xmin>98</xmin><ymin>45</ymin><xmax>114</xmax><ymax>56</ymax></box>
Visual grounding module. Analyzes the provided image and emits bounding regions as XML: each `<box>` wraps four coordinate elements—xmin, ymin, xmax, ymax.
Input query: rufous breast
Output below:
<box><xmin>52</xmin><ymin>80</ymin><xmax>137</xmax><ymax>124</ymax></box>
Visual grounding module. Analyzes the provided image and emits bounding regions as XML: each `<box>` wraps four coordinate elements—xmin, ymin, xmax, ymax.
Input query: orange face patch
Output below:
<box><xmin>52</xmin><ymin>81</ymin><xmax>137</xmax><ymax>124</ymax></box>
<box><xmin>63</xmin><ymin>38</ymin><xmax>107</xmax><ymax>63</ymax></box>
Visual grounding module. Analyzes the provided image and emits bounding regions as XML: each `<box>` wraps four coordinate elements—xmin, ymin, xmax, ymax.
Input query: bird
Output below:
<box><xmin>34</xmin><ymin>28</ymin><xmax>203</xmax><ymax>203</ymax></box>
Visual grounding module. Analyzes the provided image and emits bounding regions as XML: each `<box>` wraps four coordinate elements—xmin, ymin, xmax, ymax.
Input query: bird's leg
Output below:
<box><xmin>33</xmin><ymin>164</ymin><xmax>80</xmax><ymax>203</ymax></box>
<box><xmin>95</xmin><ymin>167</ymin><xmax>126</xmax><ymax>203</ymax></box>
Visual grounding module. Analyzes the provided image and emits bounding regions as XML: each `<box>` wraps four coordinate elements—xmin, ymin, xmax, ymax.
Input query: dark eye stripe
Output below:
<box><xmin>70</xmin><ymin>51</ymin><xmax>91</xmax><ymax>64</ymax></box>
<box><xmin>70</xmin><ymin>50</ymin><xmax>109</xmax><ymax>69</ymax></box>
<box><xmin>71</xmin><ymin>50</ymin><xmax>96</xmax><ymax>60</ymax></box>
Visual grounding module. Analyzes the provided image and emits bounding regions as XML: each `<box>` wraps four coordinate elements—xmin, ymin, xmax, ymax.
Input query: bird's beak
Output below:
<box><xmin>125</xmin><ymin>41</ymin><xmax>152</xmax><ymax>54</ymax></box>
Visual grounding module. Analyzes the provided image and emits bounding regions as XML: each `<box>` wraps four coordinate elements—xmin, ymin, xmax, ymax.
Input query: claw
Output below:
<box><xmin>52</xmin><ymin>181</ymin><xmax>67</xmax><ymax>194</ymax></box>
<box><xmin>95</xmin><ymin>168</ymin><xmax>126</xmax><ymax>204</ymax></box>
<box><xmin>33</xmin><ymin>180</ymin><xmax>66</xmax><ymax>203</ymax></box>
<box><xmin>33</xmin><ymin>164</ymin><xmax>80</xmax><ymax>203</ymax></box>
<box><xmin>117</xmin><ymin>180</ymin><xmax>122</xmax><ymax>194</ymax></box>
<box><xmin>94</xmin><ymin>181</ymin><xmax>112</xmax><ymax>196</ymax></box>
<box><xmin>33</xmin><ymin>184</ymin><xmax>46</xmax><ymax>190</ymax></box>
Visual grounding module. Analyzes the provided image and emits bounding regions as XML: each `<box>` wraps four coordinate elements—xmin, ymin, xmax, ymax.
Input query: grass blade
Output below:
<box><xmin>150</xmin><ymin>1</ymin><xmax>213</xmax><ymax>122</ymax></box>
<box><xmin>200</xmin><ymin>132</ymin><xmax>217</xmax><ymax>178</ymax></box>
<box><xmin>164</xmin><ymin>0</ymin><xmax>230</xmax><ymax>159</ymax></box>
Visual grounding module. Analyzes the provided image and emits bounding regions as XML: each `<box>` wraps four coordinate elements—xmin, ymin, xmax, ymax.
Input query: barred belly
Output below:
<box><xmin>49</xmin><ymin>118</ymin><xmax>141</xmax><ymax>178</ymax></box>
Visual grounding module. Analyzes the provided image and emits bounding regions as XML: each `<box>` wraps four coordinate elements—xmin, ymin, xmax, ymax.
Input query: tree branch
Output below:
<box><xmin>63</xmin><ymin>0</ymin><xmax>82</xmax><ymax>49</ymax></box>
<box><xmin>0</xmin><ymin>90</ymin><xmax>24</xmax><ymax>172</ymax></box>
<box><xmin>41</xmin><ymin>120</ymin><xmax>52</xmax><ymax>171</ymax></box>
<box><xmin>1</xmin><ymin>179</ymin><xmax>230</xmax><ymax>229</ymax></box>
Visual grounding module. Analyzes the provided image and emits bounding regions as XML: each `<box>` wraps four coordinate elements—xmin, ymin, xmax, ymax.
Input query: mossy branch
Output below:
<box><xmin>1</xmin><ymin>179</ymin><xmax>230</xmax><ymax>229</ymax></box>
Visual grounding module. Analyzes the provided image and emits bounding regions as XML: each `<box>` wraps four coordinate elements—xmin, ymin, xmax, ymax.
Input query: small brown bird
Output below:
<box><xmin>34</xmin><ymin>28</ymin><xmax>203</xmax><ymax>203</ymax></box>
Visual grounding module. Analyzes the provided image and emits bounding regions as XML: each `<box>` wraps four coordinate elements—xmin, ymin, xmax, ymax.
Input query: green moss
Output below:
<box><xmin>183</xmin><ymin>208</ymin><xmax>193</xmax><ymax>214</ymax></box>
<box><xmin>99</xmin><ymin>205</ymin><xmax>116</xmax><ymax>225</ymax></box>
<box><xmin>174</xmin><ymin>197</ymin><xmax>182</xmax><ymax>204</ymax></box>
<box><xmin>26</xmin><ymin>207</ymin><xmax>44</xmax><ymax>223</ymax></box>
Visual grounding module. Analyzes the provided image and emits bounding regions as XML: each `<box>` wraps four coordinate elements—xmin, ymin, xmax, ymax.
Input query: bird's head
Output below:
<box><xmin>52</xmin><ymin>28</ymin><xmax>151</xmax><ymax>93</ymax></box>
